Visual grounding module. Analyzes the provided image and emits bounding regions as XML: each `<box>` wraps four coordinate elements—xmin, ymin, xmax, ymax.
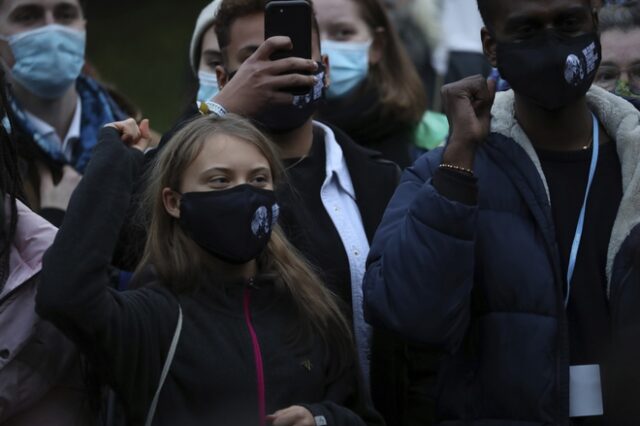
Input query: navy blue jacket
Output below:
<box><xmin>364</xmin><ymin>87</ymin><xmax>640</xmax><ymax>425</ymax></box>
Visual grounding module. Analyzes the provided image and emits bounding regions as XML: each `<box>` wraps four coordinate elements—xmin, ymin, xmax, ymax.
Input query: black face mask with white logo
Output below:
<box><xmin>497</xmin><ymin>31</ymin><xmax>602</xmax><ymax>111</ymax></box>
<box><xmin>179</xmin><ymin>185</ymin><xmax>279</xmax><ymax>265</ymax></box>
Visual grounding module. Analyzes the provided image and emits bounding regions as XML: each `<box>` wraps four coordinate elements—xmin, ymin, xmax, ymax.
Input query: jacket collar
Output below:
<box><xmin>490</xmin><ymin>86</ymin><xmax>640</xmax><ymax>292</ymax></box>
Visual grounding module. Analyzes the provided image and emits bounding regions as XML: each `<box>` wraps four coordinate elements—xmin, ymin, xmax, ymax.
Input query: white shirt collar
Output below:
<box><xmin>24</xmin><ymin>97</ymin><xmax>82</xmax><ymax>159</ymax></box>
<box><xmin>313</xmin><ymin>120</ymin><xmax>357</xmax><ymax>200</ymax></box>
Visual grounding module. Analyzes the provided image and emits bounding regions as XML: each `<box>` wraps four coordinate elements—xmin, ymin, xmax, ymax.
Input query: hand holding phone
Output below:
<box><xmin>213</xmin><ymin>37</ymin><xmax>318</xmax><ymax>117</ymax></box>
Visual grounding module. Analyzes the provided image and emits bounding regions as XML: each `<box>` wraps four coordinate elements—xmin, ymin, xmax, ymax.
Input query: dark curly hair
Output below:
<box><xmin>0</xmin><ymin>69</ymin><xmax>23</xmax><ymax>291</ymax></box>
<box><xmin>477</xmin><ymin>0</ymin><xmax>497</xmax><ymax>29</ymax></box>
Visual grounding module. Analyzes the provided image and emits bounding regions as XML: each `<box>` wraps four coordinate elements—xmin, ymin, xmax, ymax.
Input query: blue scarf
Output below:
<box><xmin>8</xmin><ymin>75</ymin><xmax>127</xmax><ymax>173</ymax></box>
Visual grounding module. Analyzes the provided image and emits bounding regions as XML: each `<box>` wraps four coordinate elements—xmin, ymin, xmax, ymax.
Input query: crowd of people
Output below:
<box><xmin>0</xmin><ymin>0</ymin><xmax>640</xmax><ymax>425</ymax></box>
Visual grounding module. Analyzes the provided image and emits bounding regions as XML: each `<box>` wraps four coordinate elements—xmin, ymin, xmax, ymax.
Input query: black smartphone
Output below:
<box><xmin>265</xmin><ymin>0</ymin><xmax>312</xmax><ymax>95</ymax></box>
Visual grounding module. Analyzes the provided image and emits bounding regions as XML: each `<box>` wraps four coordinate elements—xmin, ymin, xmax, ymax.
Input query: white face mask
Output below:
<box><xmin>0</xmin><ymin>24</ymin><xmax>86</xmax><ymax>99</ymax></box>
<box><xmin>322</xmin><ymin>39</ymin><xmax>371</xmax><ymax>99</ymax></box>
<box><xmin>197</xmin><ymin>70</ymin><xmax>220</xmax><ymax>102</ymax></box>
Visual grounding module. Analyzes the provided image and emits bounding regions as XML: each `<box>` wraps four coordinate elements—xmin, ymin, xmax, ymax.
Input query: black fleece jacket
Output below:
<box><xmin>35</xmin><ymin>128</ymin><xmax>384</xmax><ymax>426</ymax></box>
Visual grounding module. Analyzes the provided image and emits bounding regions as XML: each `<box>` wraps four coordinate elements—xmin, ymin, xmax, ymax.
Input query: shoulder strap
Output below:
<box><xmin>145</xmin><ymin>304</ymin><xmax>183</xmax><ymax>426</ymax></box>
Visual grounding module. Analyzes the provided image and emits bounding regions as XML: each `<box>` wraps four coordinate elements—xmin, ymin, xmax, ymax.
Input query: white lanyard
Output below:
<box><xmin>564</xmin><ymin>113</ymin><xmax>599</xmax><ymax>308</ymax></box>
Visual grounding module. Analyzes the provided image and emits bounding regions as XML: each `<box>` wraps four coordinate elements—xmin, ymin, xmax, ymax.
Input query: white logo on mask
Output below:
<box><xmin>564</xmin><ymin>54</ymin><xmax>585</xmax><ymax>86</ymax></box>
<box><xmin>251</xmin><ymin>206</ymin><xmax>270</xmax><ymax>238</ymax></box>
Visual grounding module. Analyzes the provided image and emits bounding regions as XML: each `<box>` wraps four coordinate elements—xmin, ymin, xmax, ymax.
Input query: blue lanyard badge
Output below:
<box><xmin>565</xmin><ymin>113</ymin><xmax>600</xmax><ymax>308</ymax></box>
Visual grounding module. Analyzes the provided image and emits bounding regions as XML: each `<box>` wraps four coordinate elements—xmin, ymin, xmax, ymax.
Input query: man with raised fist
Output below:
<box><xmin>364</xmin><ymin>0</ymin><xmax>640</xmax><ymax>424</ymax></box>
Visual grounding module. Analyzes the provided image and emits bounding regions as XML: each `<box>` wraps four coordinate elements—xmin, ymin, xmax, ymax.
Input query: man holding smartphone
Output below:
<box><xmin>207</xmin><ymin>0</ymin><xmax>400</xmax><ymax>421</ymax></box>
<box><xmin>364</xmin><ymin>0</ymin><xmax>640</xmax><ymax>424</ymax></box>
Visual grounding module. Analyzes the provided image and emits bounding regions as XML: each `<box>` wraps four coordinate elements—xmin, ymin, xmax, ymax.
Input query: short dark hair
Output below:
<box><xmin>214</xmin><ymin>0</ymin><xmax>320</xmax><ymax>51</ymax></box>
<box><xmin>214</xmin><ymin>0</ymin><xmax>264</xmax><ymax>50</ymax></box>
<box><xmin>476</xmin><ymin>0</ymin><xmax>495</xmax><ymax>28</ymax></box>
<box><xmin>599</xmin><ymin>1</ymin><xmax>640</xmax><ymax>32</ymax></box>
<box><xmin>478</xmin><ymin>0</ymin><xmax>597</xmax><ymax>30</ymax></box>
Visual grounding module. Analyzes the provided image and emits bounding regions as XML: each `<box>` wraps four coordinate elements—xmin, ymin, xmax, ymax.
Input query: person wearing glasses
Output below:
<box><xmin>595</xmin><ymin>1</ymin><xmax>640</xmax><ymax>109</ymax></box>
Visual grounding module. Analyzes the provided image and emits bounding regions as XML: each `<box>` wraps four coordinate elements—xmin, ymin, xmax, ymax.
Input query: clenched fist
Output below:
<box><xmin>441</xmin><ymin>75</ymin><xmax>497</xmax><ymax>170</ymax></box>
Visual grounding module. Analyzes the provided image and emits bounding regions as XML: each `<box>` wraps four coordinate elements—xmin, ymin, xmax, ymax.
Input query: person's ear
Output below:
<box><xmin>162</xmin><ymin>188</ymin><xmax>181</xmax><ymax>219</ymax></box>
<box><xmin>482</xmin><ymin>27</ymin><xmax>498</xmax><ymax>68</ymax></box>
<box><xmin>321</xmin><ymin>53</ymin><xmax>331</xmax><ymax>89</ymax></box>
<box><xmin>369</xmin><ymin>27</ymin><xmax>385</xmax><ymax>66</ymax></box>
<box><xmin>216</xmin><ymin>65</ymin><xmax>229</xmax><ymax>89</ymax></box>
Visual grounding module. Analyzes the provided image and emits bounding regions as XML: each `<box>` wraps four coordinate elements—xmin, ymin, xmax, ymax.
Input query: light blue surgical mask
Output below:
<box><xmin>0</xmin><ymin>24</ymin><xmax>86</xmax><ymax>99</ymax></box>
<box><xmin>197</xmin><ymin>70</ymin><xmax>219</xmax><ymax>102</ymax></box>
<box><xmin>322</xmin><ymin>39</ymin><xmax>371</xmax><ymax>99</ymax></box>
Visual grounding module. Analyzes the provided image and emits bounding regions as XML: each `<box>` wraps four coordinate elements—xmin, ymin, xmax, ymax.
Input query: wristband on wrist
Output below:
<box><xmin>197</xmin><ymin>100</ymin><xmax>228</xmax><ymax>117</ymax></box>
<box><xmin>439</xmin><ymin>163</ymin><xmax>474</xmax><ymax>176</ymax></box>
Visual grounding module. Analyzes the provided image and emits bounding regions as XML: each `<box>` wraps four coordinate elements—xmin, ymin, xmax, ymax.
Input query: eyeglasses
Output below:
<box><xmin>594</xmin><ymin>64</ymin><xmax>640</xmax><ymax>94</ymax></box>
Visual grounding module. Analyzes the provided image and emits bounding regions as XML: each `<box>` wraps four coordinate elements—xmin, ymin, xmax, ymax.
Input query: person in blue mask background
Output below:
<box><xmin>155</xmin><ymin>0</ymin><xmax>223</xmax><ymax>151</ymax></box>
<box><xmin>0</xmin><ymin>0</ymin><xmax>139</xmax><ymax>226</ymax></box>
<box><xmin>314</xmin><ymin>1</ymin><xmax>446</xmax><ymax>425</ymax></box>
<box><xmin>190</xmin><ymin>0</ymin><xmax>223</xmax><ymax>105</ymax></box>
<box><xmin>314</xmin><ymin>0</ymin><xmax>449</xmax><ymax>168</ymax></box>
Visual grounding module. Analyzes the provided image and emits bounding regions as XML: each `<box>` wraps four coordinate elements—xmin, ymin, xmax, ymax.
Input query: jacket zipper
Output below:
<box><xmin>243</xmin><ymin>287</ymin><xmax>266</xmax><ymax>426</ymax></box>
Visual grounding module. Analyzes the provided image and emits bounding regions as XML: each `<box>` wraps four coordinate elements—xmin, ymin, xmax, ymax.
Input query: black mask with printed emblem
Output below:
<box><xmin>497</xmin><ymin>31</ymin><xmax>602</xmax><ymax>111</ymax></box>
<box><xmin>179</xmin><ymin>185</ymin><xmax>279</xmax><ymax>265</ymax></box>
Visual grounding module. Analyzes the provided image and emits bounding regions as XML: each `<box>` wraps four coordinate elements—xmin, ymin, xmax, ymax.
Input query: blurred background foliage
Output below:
<box><xmin>85</xmin><ymin>0</ymin><xmax>211</xmax><ymax>133</ymax></box>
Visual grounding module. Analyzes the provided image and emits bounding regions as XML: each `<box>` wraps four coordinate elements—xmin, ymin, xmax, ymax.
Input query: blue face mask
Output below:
<box><xmin>197</xmin><ymin>70</ymin><xmax>219</xmax><ymax>102</ymax></box>
<box><xmin>1</xmin><ymin>24</ymin><xmax>86</xmax><ymax>100</ymax></box>
<box><xmin>322</xmin><ymin>39</ymin><xmax>371</xmax><ymax>99</ymax></box>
